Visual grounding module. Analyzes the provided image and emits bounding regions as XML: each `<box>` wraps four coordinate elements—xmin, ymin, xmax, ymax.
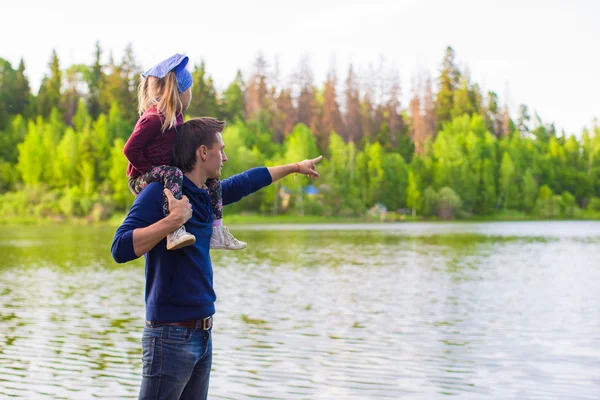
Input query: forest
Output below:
<box><xmin>1</xmin><ymin>43</ymin><xmax>599</xmax><ymax>222</ymax></box>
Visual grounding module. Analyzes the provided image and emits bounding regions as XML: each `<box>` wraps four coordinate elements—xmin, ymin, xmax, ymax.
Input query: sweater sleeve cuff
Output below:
<box><xmin>113</xmin><ymin>230</ymin><xmax>138</xmax><ymax>263</ymax></box>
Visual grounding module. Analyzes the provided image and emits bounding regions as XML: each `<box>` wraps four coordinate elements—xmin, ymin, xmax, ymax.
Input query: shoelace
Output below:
<box><xmin>222</xmin><ymin>227</ymin><xmax>238</xmax><ymax>245</ymax></box>
<box><xmin>172</xmin><ymin>227</ymin><xmax>185</xmax><ymax>240</ymax></box>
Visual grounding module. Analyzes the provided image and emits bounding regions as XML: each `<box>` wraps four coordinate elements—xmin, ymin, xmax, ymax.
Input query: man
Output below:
<box><xmin>111</xmin><ymin>117</ymin><xmax>322</xmax><ymax>399</ymax></box>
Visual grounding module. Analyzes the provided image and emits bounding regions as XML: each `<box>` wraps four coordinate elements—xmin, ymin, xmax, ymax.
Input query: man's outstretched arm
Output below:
<box><xmin>267</xmin><ymin>156</ymin><xmax>322</xmax><ymax>182</ymax></box>
<box><xmin>221</xmin><ymin>156</ymin><xmax>323</xmax><ymax>206</ymax></box>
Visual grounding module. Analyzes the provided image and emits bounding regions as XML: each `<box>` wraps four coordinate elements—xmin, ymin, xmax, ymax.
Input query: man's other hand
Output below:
<box><xmin>164</xmin><ymin>189</ymin><xmax>193</xmax><ymax>226</ymax></box>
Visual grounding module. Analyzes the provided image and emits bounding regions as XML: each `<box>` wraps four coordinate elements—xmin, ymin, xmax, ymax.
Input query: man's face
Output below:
<box><xmin>205</xmin><ymin>132</ymin><xmax>227</xmax><ymax>179</ymax></box>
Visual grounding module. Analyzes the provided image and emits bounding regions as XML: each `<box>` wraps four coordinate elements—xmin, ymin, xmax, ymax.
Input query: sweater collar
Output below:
<box><xmin>183</xmin><ymin>175</ymin><xmax>208</xmax><ymax>197</ymax></box>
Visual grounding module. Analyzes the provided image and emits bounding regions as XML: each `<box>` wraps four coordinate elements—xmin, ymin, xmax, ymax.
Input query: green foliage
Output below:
<box><xmin>53</xmin><ymin>127</ymin><xmax>79</xmax><ymax>188</ymax></box>
<box><xmin>0</xmin><ymin>115</ymin><xmax>27</xmax><ymax>163</ymax></box>
<box><xmin>318</xmin><ymin>133</ymin><xmax>363</xmax><ymax>217</ymax></box>
<box><xmin>438</xmin><ymin>186</ymin><xmax>462</xmax><ymax>219</ymax></box>
<box><xmin>0</xmin><ymin>46</ymin><xmax>596</xmax><ymax>222</ymax></box>
<box><xmin>406</xmin><ymin>169</ymin><xmax>421</xmax><ymax>216</ymax></box>
<box><xmin>500</xmin><ymin>152</ymin><xmax>516</xmax><ymax>209</ymax></box>
<box><xmin>108</xmin><ymin>138</ymin><xmax>131</xmax><ymax>211</ymax></box>
<box><xmin>188</xmin><ymin>61</ymin><xmax>219</xmax><ymax>118</ymax></box>
<box><xmin>0</xmin><ymin>161</ymin><xmax>17</xmax><ymax>192</ymax></box>
<box><xmin>36</xmin><ymin>50</ymin><xmax>62</xmax><ymax>118</ymax></box>
<box><xmin>587</xmin><ymin>197</ymin><xmax>600</xmax><ymax>212</ymax></box>
<box><xmin>521</xmin><ymin>169</ymin><xmax>538</xmax><ymax>212</ymax></box>
<box><xmin>434</xmin><ymin>46</ymin><xmax>461</xmax><ymax>129</ymax></box>
<box><xmin>535</xmin><ymin>185</ymin><xmax>561</xmax><ymax>218</ymax></box>
<box><xmin>479</xmin><ymin>159</ymin><xmax>496</xmax><ymax>214</ymax></box>
<box><xmin>17</xmin><ymin>119</ymin><xmax>45</xmax><ymax>185</ymax></box>
<box><xmin>221</xmin><ymin>70</ymin><xmax>245</xmax><ymax>123</ymax></box>
<box><xmin>560</xmin><ymin>192</ymin><xmax>577</xmax><ymax>218</ymax></box>
<box><xmin>422</xmin><ymin>186</ymin><xmax>439</xmax><ymax>217</ymax></box>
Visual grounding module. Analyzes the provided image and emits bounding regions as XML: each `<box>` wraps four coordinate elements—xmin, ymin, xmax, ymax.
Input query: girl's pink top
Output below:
<box><xmin>123</xmin><ymin>106</ymin><xmax>184</xmax><ymax>178</ymax></box>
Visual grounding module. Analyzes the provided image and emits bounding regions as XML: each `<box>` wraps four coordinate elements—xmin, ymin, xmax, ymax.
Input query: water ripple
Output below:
<box><xmin>0</xmin><ymin>223</ymin><xmax>599</xmax><ymax>399</ymax></box>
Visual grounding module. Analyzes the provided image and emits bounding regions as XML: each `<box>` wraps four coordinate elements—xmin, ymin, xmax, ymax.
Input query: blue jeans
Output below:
<box><xmin>139</xmin><ymin>325</ymin><xmax>212</xmax><ymax>399</ymax></box>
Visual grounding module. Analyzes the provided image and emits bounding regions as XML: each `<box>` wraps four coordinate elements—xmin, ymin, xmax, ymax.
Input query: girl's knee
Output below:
<box><xmin>162</xmin><ymin>166</ymin><xmax>183</xmax><ymax>179</ymax></box>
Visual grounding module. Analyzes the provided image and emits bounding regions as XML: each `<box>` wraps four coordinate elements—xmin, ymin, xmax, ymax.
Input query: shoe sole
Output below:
<box><xmin>210</xmin><ymin>244</ymin><xmax>247</xmax><ymax>250</ymax></box>
<box><xmin>167</xmin><ymin>237</ymin><xmax>196</xmax><ymax>250</ymax></box>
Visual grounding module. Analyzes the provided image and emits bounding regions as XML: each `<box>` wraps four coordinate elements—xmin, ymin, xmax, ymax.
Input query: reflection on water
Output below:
<box><xmin>0</xmin><ymin>222</ymin><xmax>599</xmax><ymax>399</ymax></box>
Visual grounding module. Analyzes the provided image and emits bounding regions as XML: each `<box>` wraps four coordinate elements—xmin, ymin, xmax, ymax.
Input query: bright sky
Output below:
<box><xmin>2</xmin><ymin>0</ymin><xmax>598</xmax><ymax>134</ymax></box>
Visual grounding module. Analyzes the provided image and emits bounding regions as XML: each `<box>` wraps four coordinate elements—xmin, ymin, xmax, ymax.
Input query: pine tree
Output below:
<box><xmin>62</xmin><ymin>64</ymin><xmax>87</xmax><ymax>126</ymax></box>
<box><xmin>434</xmin><ymin>46</ymin><xmax>461</xmax><ymax>129</ymax></box>
<box><xmin>88</xmin><ymin>41</ymin><xmax>103</xmax><ymax>119</ymax></box>
<box><xmin>14</xmin><ymin>59</ymin><xmax>32</xmax><ymax>118</ymax></box>
<box><xmin>119</xmin><ymin>43</ymin><xmax>140</xmax><ymax>123</ymax></box>
<box><xmin>0</xmin><ymin>58</ymin><xmax>15</xmax><ymax>128</ymax></box>
<box><xmin>188</xmin><ymin>61</ymin><xmax>219</xmax><ymax>118</ymax></box>
<box><xmin>359</xmin><ymin>92</ymin><xmax>374</xmax><ymax>143</ymax></box>
<box><xmin>450</xmin><ymin>73</ymin><xmax>477</xmax><ymax>119</ymax></box>
<box><xmin>244</xmin><ymin>53</ymin><xmax>269</xmax><ymax>121</ymax></box>
<box><xmin>272</xmin><ymin>88</ymin><xmax>296</xmax><ymax>143</ymax></box>
<box><xmin>37</xmin><ymin>50</ymin><xmax>63</xmax><ymax>118</ymax></box>
<box><xmin>295</xmin><ymin>56</ymin><xmax>319</xmax><ymax>135</ymax></box>
<box><xmin>423</xmin><ymin>75</ymin><xmax>436</xmax><ymax>139</ymax></box>
<box><xmin>409</xmin><ymin>75</ymin><xmax>424</xmax><ymax>154</ymax></box>
<box><xmin>320</xmin><ymin>69</ymin><xmax>345</xmax><ymax>150</ymax></box>
<box><xmin>516</xmin><ymin>104</ymin><xmax>531</xmax><ymax>136</ymax></box>
<box><xmin>221</xmin><ymin>70</ymin><xmax>245</xmax><ymax>123</ymax></box>
<box><xmin>343</xmin><ymin>64</ymin><xmax>362</xmax><ymax>143</ymax></box>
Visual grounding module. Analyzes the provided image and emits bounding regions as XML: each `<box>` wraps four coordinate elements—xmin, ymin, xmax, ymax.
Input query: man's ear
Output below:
<box><xmin>197</xmin><ymin>145</ymin><xmax>208</xmax><ymax>161</ymax></box>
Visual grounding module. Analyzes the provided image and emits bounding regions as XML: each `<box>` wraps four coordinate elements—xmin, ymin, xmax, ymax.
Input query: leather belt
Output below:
<box><xmin>146</xmin><ymin>316</ymin><xmax>213</xmax><ymax>330</ymax></box>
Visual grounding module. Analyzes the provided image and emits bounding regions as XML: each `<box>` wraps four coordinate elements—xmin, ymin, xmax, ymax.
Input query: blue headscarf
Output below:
<box><xmin>142</xmin><ymin>53</ymin><xmax>193</xmax><ymax>93</ymax></box>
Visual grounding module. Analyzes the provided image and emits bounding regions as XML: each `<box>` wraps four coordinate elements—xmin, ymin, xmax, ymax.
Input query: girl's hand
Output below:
<box><xmin>296</xmin><ymin>155</ymin><xmax>323</xmax><ymax>178</ymax></box>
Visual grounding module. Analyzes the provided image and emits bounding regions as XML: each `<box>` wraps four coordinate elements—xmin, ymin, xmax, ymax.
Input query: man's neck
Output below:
<box><xmin>184</xmin><ymin>170</ymin><xmax>208</xmax><ymax>190</ymax></box>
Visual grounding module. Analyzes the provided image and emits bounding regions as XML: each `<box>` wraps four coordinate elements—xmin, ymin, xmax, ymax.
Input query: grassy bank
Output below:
<box><xmin>3</xmin><ymin>210</ymin><xmax>600</xmax><ymax>227</ymax></box>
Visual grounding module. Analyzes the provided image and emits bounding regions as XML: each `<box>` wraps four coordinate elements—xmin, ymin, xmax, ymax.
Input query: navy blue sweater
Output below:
<box><xmin>111</xmin><ymin>167</ymin><xmax>272</xmax><ymax>322</ymax></box>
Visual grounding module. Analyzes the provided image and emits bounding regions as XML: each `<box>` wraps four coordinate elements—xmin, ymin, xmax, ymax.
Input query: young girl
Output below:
<box><xmin>123</xmin><ymin>53</ymin><xmax>246</xmax><ymax>251</ymax></box>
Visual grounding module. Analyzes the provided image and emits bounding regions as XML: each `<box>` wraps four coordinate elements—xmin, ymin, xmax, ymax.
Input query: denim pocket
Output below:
<box><xmin>141</xmin><ymin>337</ymin><xmax>157</xmax><ymax>377</ymax></box>
<box><xmin>163</xmin><ymin>326</ymin><xmax>193</xmax><ymax>344</ymax></box>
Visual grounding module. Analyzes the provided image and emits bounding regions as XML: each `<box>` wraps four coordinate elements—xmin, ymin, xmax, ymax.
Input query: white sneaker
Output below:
<box><xmin>210</xmin><ymin>225</ymin><xmax>247</xmax><ymax>250</ymax></box>
<box><xmin>167</xmin><ymin>226</ymin><xmax>196</xmax><ymax>250</ymax></box>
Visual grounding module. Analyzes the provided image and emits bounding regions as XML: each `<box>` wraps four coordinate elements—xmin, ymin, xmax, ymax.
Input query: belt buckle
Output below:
<box><xmin>202</xmin><ymin>316</ymin><xmax>212</xmax><ymax>330</ymax></box>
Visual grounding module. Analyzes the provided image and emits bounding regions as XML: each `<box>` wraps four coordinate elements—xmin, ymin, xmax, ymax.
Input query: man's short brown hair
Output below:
<box><xmin>172</xmin><ymin>117</ymin><xmax>225</xmax><ymax>173</ymax></box>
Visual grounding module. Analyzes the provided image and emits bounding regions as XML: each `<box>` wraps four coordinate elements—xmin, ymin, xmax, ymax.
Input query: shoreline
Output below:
<box><xmin>2</xmin><ymin>212</ymin><xmax>599</xmax><ymax>227</ymax></box>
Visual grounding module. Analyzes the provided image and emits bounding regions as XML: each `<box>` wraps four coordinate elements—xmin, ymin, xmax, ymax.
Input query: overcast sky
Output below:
<box><xmin>2</xmin><ymin>0</ymin><xmax>598</xmax><ymax>134</ymax></box>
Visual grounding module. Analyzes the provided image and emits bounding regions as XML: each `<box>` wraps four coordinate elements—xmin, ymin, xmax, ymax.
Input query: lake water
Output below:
<box><xmin>0</xmin><ymin>221</ymin><xmax>599</xmax><ymax>399</ymax></box>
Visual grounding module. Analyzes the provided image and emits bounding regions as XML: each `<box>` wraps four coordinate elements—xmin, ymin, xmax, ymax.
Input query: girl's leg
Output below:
<box><xmin>205</xmin><ymin>178</ymin><xmax>223</xmax><ymax>224</ymax></box>
<box><xmin>206</xmin><ymin>178</ymin><xmax>246</xmax><ymax>250</ymax></box>
<box><xmin>134</xmin><ymin>166</ymin><xmax>184</xmax><ymax>217</ymax></box>
<box><xmin>133</xmin><ymin>166</ymin><xmax>194</xmax><ymax>250</ymax></box>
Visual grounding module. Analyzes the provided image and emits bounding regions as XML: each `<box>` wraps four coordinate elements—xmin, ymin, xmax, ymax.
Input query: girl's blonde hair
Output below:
<box><xmin>137</xmin><ymin>71</ymin><xmax>182</xmax><ymax>133</ymax></box>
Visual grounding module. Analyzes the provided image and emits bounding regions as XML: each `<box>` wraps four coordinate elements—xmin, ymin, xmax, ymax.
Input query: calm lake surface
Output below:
<box><xmin>0</xmin><ymin>221</ymin><xmax>599</xmax><ymax>399</ymax></box>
